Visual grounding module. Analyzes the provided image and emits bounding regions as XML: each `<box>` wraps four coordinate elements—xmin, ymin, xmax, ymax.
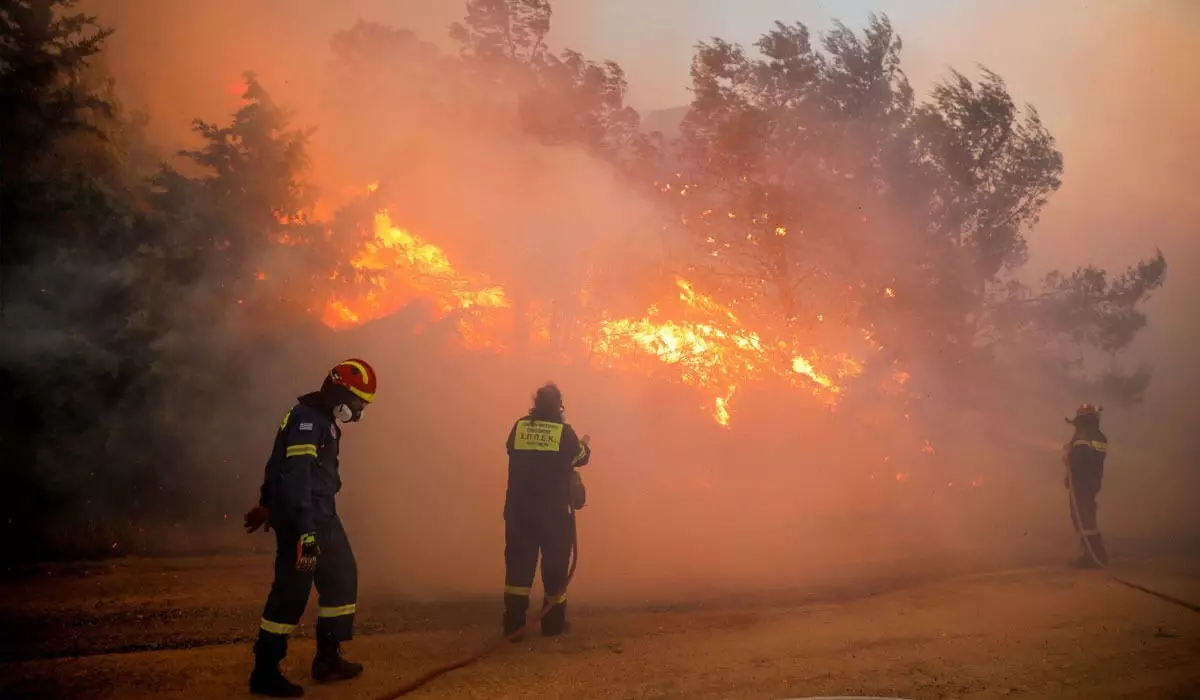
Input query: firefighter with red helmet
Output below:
<box><xmin>502</xmin><ymin>382</ymin><xmax>591</xmax><ymax>639</ymax></box>
<box><xmin>242</xmin><ymin>359</ymin><xmax>377</xmax><ymax>697</ymax></box>
<box><xmin>1063</xmin><ymin>403</ymin><xmax>1109</xmax><ymax>569</ymax></box>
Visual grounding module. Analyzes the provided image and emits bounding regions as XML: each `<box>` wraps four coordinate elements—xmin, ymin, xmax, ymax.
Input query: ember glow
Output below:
<box><xmin>317</xmin><ymin>205</ymin><xmax>902</xmax><ymax>426</ymax></box>
<box><xmin>322</xmin><ymin>210</ymin><xmax>509</xmax><ymax>330</ymax></box>
<box><xmin>589</xmin><ymin>278</ymin><xmax>863</xmax><ymax>424</ymax></box>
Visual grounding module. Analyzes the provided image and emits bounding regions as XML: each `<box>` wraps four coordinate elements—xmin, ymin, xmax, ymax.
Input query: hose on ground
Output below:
<box><xmin>1067</xmin><ymin>472</ymin><xmax>1200</xmax><ymax>615</ymax></box>
<box><xmin>370</xmin><ymin>471</ymin><xmax>1196</xmax><ymax>699</ymax></box>
<box><xmin>371</xmin><ymin>514</ymin><xmax>579</xmax><ymax>699</ymax></box>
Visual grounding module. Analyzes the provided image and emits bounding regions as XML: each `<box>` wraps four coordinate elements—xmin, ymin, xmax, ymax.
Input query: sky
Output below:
<box><xmin>86</xmin><ymin>0</ymin><xmax>1067</xmax><ymax>115</ymax></box>
<box><xmin>85</xmin><ymin>1</ymin><xmax>1174</xmax><ymax>135</ymax></box>
<box><xmin>559</xmin><ymin>0</ymin><xmax>950</xmax><ymax>109</ymax></box>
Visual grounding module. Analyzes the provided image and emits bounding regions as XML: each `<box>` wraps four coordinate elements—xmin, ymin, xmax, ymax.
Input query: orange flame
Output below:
<box><xmin>589</xmin><ymin>278</ymin><xmax>864</xmax><ymax>422</ymax></box>
<box><xmin>317</xmin><ymin>207</ymin><xmax>888</xmax><ymax>424</ymax></box>
<box><xmin>322</xmin><ymin>210</ymin><xmax>508</xmax><ymax>330</ymax></box>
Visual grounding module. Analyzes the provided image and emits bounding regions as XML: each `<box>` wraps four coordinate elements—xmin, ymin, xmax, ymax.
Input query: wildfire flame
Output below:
<box><xmin>322</xmin><ymin>210</ymin><xmax>508</xmax><ymax>330</ymax></box>
<box><xmin>590</xmin><ymin>278</ymin><xmax>863</xmax><ymax>424</ymax></box>
<box><xmin>315</xmin><ymin>200</ymin><xmax>899</xmax><ymax>425</ymax></box>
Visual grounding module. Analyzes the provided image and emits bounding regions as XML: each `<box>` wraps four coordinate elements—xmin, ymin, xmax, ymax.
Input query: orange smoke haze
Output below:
<box><xmin>905</xmin><ymin>0</ymin><xmax>1200</xmax><ymax>540</ymax></box>
<box><xmin>81</xmin><ymin>0</ymin><xmax>1199</xmax><ymax>602</ymax></box>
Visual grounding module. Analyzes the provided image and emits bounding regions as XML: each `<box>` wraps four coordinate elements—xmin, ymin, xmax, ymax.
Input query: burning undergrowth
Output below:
<box><xmin>313</xmin><ymin>189</ymin><xmax>910</xmax><ymax>430</ymax></box>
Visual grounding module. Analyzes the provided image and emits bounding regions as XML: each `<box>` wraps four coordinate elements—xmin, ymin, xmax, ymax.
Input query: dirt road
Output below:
<box><xmin>2</xmin><ymin>555</ymin><xmax>1198</xmax><ymax>699</ymax></box>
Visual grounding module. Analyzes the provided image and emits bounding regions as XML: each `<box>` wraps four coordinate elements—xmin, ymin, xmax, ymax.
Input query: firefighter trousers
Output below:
<box><xmin>1069</xmin><ymin>473</ymin><xmax>1108</xmax><ymax>566</ymax></box>
<box><xmin>503</xmin><ymin>508</ymin><xmax>575</xmax><ymax>636</ymax></box>
<box><xmin>255</xmin><ymin>514</ymin><xmax>358</xmax><ymax>662</ymax></box>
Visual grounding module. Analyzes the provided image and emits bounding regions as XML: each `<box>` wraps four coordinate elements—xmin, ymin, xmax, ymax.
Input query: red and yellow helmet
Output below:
<box><xmin>329</xmin><ymin>358</ymin><xmax>377</xmax><ymax>403</ymax></box>
<box><xmin>1075</xmin><ymin>403</ymin><xmax>1101</xmax><ymax>417</ymax></box>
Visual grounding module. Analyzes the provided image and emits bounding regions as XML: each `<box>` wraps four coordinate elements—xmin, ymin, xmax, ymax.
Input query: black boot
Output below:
<box><xmin>312</xmin><ymin>641</ymin><xmax>363</xmax><ymax>682</ymax></box>
<box><xmin>503</xmin><ymin>611</ymin><xmax>526</xmax><ymax>642</ymax></box>
<box><xmin>250</xmin><ymin>662</ymin><xmax>305</xmax><ymax>698</ymax></box>
<box><xmin>543</xmin><ymin>621</ymin><xmax>572</xmax><ymax>637</ymax></box>
<box><xmin>251</xmin><ymin>634</ymin><xmax>304</xmax><ymax>697</ymax></box>
<box><xmin>1067</xmin><ymin>536</ymin><xmax>1099</xmax><ymax>569</ymax></box>
<box><xmin>541</xmin><ymin>601</ymin><xmax>569</xmax><ymax>637</ymax></box>
<box><xmin>1085</xmin><ymin>534</ymin><xmax>1109</xmax><ymax>567</ymax></box>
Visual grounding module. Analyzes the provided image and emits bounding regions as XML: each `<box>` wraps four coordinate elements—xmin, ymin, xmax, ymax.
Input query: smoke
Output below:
<box><xmin>904</xmin><ymin>0</ymin><xmax>1200</xmax><ymax>538</ymax></box>
<box><xmin>1050</xmin><ymin>0</ymin><xmax>1200</xmax><ymax>538</ymax></box>
<box><xmin>66</xmin><ymin>0</ymin><xmax>1199</xmax><ymax>602</ymax></box>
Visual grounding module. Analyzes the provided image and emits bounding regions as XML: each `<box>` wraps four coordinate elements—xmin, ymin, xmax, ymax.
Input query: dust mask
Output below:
<box><xmin>333</xmin><ymin>404</ymin><xmax>358</xmax><ymax>423</ymax></box>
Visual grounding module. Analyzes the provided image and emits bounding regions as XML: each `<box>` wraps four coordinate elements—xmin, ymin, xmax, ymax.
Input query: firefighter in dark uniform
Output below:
<box><xmin>1062</xmin><ymin>403</ymin><xmax>1109</xmax><ymax>569</ymax></box>
<box><xmin>503</xmin><ymin>382</ymin><xmax>591</xmax><ymax>638</ymax></box>
<box><xmin>242</xmin><ymin>359</ymin><xmax>378</xmax><ymax>697</ymax></box>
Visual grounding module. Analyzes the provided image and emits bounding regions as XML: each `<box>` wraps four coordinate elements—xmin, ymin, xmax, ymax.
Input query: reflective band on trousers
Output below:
<box><xmin>318</xmin><ymin>603</ymin><xmax>356</xmax><ymax>618</ymax></box>
<box><xmin>260</xmin><ymin>618</ymin><xmax>297</xmax><ymax>635</ymax></box>
<box><xmin>545</xmin><ymin>592</ymin><xmax>568</xmax><ymax>604</ymax></box>
<box><xmin>1072</xmin><ymin>439</ymin><xmax>1108</xmax><ymax>452</ymax></box>
<box><xmin>505</xmin><ymin>585</ymin><xmax>531</xmax><ymax>596</ymax></box>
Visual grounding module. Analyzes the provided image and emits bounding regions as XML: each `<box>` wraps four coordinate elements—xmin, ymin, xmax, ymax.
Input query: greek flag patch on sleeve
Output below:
<box><xmin>298</xmin><ymin>422</ymin><xmax>314</xmax><ymax>432</ymax></box>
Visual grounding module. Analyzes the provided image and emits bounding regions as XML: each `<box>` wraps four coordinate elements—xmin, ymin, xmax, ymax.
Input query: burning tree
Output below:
<box><xmin>650</xmin><ymin>15</ymin><xmax>1165</xmax><ymax>408</ymax></box>
<box><xmin>303</xmin><ymin>4</ymin><xmax>1169</xmax><ymax>509</ymax></box>
<box><xmin>312</xmin><ymin>3</ymin><xmax>1167</xmax><ymax>428</ymax></box>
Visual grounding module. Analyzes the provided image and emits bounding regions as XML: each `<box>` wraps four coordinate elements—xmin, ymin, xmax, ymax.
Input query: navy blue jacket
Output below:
<box><xmin>258</xmin><ymin>393</ymin><xmax>343</xmax><ymax>533</ymax></box>
<box><xmin>1067</xmin><ymin>428</ymin><xmax>1108</xmax><ymax>489</ymax></box>
<box><xmin>504</xmin><ymin>415</ymin><xmax>590</xmax><ymax>517</ymax></box>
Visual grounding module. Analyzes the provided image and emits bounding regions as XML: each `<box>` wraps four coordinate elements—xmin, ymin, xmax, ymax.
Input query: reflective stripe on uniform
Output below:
<box><xmin>545</xmin><ymin>592</ymin><xmax>568</xmax><ymax>605</ymax></box>
<box><xmin>260</xmin><ymin>618</ymin><xmax>297</xmax><ymax>635</ymax></box>
<box><xmin>505</xmin><ymin>585</ymin><xmax>531</xmax><ymax>596</ymax></box>
<box><xmin>571</xmin><ymin>443</ymin><xmax>589</xmax><ymax>467</ymax></box>
<box><xmin>317</xmin><ymin>603</ymin><xmax>357</xmax><ymax>618</ymax></box>
<box><xmin>1072</xmin><ymin>439</ymin><xmax>1108</xmax><ymax>452</ymax></box>
<box><xmin>286</xmin><ymin>443</ymin><xmax>319</xmax><ymax>458</ymax></box>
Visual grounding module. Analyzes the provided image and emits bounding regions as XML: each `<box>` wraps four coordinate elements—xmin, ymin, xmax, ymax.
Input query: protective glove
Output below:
<box><xmin>244</xmin><ymin>505</ymin><xmax>271</xmax><ymax>534</ymax></box>
<box><xmin>296</xmin><ymin>532</ymin><xmax>319</xmax><ymax>572</ymax></box>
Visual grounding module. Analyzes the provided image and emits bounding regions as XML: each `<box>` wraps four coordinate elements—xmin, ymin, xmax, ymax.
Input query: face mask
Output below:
<box><xmin>333</xmin><ymin>404</ymin><xmax>362</xmax><ymax>423</ymax></box>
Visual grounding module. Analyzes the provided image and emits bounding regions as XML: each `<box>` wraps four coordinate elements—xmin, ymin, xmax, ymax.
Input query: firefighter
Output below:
<box><xmin>242</xmin><ymin>359</ymin><xmax>377</xmax><ymax>697</ymax></box>
<box><xmin>1062</xmin><ymin>403</ymin><xmax>1109</xmax><ymax>569</ymax></box>
<box><xmin>502</xmin><ymin>382</ymin><xmax>591</xmax><ymax>639</ymax></box>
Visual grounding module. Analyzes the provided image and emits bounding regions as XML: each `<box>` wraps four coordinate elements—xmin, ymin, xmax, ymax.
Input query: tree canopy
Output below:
<box><xmin>665</xmin><ymin>14</ymin><xmax>1163</xmax><ymax>399</ymax></box>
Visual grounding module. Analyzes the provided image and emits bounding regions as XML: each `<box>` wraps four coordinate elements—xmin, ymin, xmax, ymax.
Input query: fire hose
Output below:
<box><xmin>371</xmin><ymin>512</ymin><xmax>580</xmax><ymax>699</ymax></box>
<box><xmin>367</xmin><ymin>462</ymin><xmax>1193</xmax><ymax>699</ymax></box>
<box><xmin>1066</xmin><ymin>470</ymin><xmax>1200</xmax><ymax>615</ymax></box>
